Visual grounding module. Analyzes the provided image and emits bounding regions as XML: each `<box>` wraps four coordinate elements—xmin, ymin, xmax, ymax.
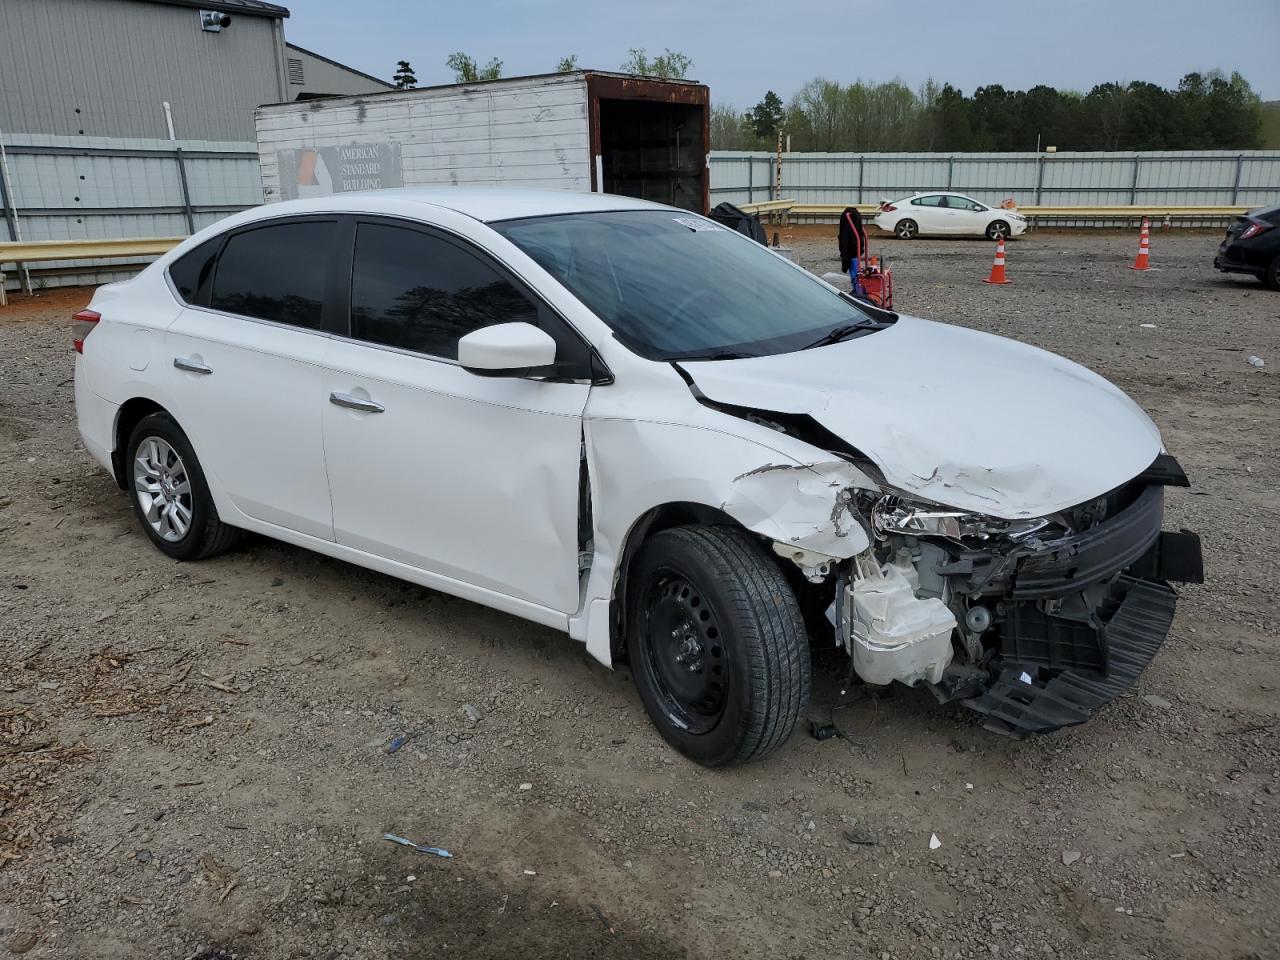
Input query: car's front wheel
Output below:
<box><xmin>986</xmin><ymin>220</ymin><xmax>1011</xmax><ymax>240</ymax></box>
<box><xmin>894</xmin><ymin>219</ymin><xmax>918</xmax><ymax>240</ymax></box>
<box><xmin>626</xmin><ymin>525</ymin><xmax>810</xmax><ymax>766</ymax></box>
<box><xmin>127</xmin><ymin>412</ymin><xmax>240</xmax><ymax>561</ymax></box>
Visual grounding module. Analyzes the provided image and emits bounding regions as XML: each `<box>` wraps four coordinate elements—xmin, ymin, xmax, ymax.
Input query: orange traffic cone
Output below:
<box><xmin>983</xmin><ymin>236</ymin><xmax>1011</xmax><ymax>284</ymax></box>
<box><xmin>1131</xmin><ymin>218</ymin><xmax>1151</xmax><ymax>270</ymax></box>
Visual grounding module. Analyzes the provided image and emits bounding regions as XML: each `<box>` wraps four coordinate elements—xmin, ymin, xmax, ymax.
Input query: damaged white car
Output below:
<box><xmin>74</xmin><ymin>189</ymin><xmax>1203</xmax><ymax>766</ymax></box>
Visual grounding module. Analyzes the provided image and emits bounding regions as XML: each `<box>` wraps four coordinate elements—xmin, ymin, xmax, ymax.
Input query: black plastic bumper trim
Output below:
<box><xmin>1012</xmin><ymin>486</ymin><xmax>1164</xmax><ymax>599</ymax></box>
<box><xmin>963</xmin><ymin>576</ymin><xmax>1176</xmax><ymax>737</ymax></box>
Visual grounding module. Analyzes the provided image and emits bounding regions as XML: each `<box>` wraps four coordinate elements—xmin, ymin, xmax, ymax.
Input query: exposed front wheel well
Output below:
<box><xmin>112</xmin><ymin>398</ymin><xmax>168</xmax><ymax>488</ymax></box>
<box><xmin>609</xmin><ymin>502</ymin><xmax>777</xmax><ymax>664</ymax></box>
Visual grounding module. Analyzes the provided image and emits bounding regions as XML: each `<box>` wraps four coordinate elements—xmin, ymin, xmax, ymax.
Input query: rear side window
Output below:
<box><xmin>168</xmin><ymin>237</ymin><xmax>222</xmax><ymax>305</ymax></box>
<box><xmin>350</xmin><ymin>222</ymin><xmax>539</xmax><ymax>360</ymax></box>
<box><xmin>210</xmin><ymin>221</ymin><xmax>335</xmax><ymax>328</ymax></box>
<box><xmin>912</xmin><ymin>195</ymin><xmax>944</xmax><ymax>207</ymax></box>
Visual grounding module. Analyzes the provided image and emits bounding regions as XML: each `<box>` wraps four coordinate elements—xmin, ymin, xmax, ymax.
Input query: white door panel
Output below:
<box><xmin>321</xmin><ymin>342</ymin><xmax>589</xmax><ymax>613</ymax></box>
<box><xmin>165</xmin><ymin>310</ymin><xmax>334</xmax><ymax>540</ymax></box>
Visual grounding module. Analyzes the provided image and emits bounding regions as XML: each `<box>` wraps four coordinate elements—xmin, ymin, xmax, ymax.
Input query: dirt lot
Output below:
<box><xmin>1</xmin><ymin>230</ymin><xmax>1277</xmax><ymax>960</ymax></box>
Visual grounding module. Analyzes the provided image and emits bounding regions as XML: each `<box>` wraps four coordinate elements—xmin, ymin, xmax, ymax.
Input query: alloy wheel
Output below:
<box><xmin>133</xmin><ymin>436</ymin><xmax>194</xmax><ymax>542</ymax></box>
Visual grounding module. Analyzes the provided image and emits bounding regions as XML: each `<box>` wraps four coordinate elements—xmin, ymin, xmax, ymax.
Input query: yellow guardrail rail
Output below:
<box><xmin>1</xmin><ymin>236</ymin><xmax>184</xmax><ymax>306</ymax></box>
<box><xmin>0</xmin><ymin>236</ymin><xmax>184</xmax><ymax>263</ymax></box>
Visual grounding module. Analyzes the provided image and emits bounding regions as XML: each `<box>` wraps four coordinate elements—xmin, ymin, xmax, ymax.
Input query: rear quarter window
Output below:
<box><xmin>167</xmin><ymin>237</ymin><xmax>223</xmax><ymax>305</ymax></box>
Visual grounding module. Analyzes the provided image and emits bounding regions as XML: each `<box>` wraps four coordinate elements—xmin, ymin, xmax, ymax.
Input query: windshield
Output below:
<box><xmin>491</xmin><ymin>210</ymin><xmax>888</xmax><ymax>360</ymax></box>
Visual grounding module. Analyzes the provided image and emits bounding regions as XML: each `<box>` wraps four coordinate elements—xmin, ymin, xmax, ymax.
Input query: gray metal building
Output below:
<box><xmin>285</xmin><ymin>43</ymin><xmax>394</xmax><ymax>100</ymax></box>
<box><xmin>0</xmin><ymin>0</ymin><xmax>388</xmax><ymax>143</ymax></box>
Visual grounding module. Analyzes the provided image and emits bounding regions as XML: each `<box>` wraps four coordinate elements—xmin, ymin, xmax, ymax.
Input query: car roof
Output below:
<box><xmin>244</xmin><ymin>188</ymin><xmax>665</xmax><ymax>225</ymax></box>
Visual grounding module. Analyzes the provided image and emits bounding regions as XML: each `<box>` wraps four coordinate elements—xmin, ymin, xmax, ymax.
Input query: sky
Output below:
<box><xmin>285</xmin><ymin>0</ymin><xmax>1280</xmax><ymax>107</ymax></box>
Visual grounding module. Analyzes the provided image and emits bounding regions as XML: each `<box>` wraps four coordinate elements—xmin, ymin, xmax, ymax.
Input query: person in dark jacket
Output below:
<box><xmin>838</xmin><ymin>206</ymin><xmax>868</xmax><ymax>294</ymax></box>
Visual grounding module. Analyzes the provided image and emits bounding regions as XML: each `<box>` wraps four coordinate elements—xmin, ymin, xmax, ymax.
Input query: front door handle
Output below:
<box><xmin>329</xmin><ymin>391</ymin><xmax>385</xmax><ymax>414</ymax></box>
<box><xmin>173</xmin><ymin>356</ymin><xmax>212</xmax><ymax>375</ymax></box>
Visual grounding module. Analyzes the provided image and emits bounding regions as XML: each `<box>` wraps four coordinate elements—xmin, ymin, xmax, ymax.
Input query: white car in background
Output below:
<box><xmin>875</xmin><ymin>192</ymin><xmax>1028</xmax><ymax>240</ymax></box>
<box><xmin>73</xmin><ymin>188</ymin><xmax>1199</xmax><ymax>767</ymax></box>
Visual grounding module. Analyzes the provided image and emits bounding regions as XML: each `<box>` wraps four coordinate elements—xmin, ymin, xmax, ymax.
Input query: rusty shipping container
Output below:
<box><xmin>255</xmin><ymin>71</ymin><xmax>711</xmax><ymax>213</ymax></box>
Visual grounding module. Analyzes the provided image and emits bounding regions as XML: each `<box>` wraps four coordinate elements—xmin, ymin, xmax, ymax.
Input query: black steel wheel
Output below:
<box><xmin>626</xmin><ymin>525</ymin><xmax>810</xmax><ymax>766</ymax></box>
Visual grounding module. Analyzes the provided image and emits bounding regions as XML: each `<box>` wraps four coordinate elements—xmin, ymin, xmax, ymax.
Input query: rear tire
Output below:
<box><xmin>986</xmin><ymin>220</ymin><xmax>1011</xmax><ymax>240</ymax></box>
<box><xmin>626</xmin><ymin>525</ymin><xmax>810</xmax><ymax>766</ymax></box>
<box><xmin>894</xmin><ymin>219</ymin><xmax>918</xmax><ymax>240</ymax></box>
<box><xmin>1264</xmin><ymin>255</ymin><xmax>1280</xmax><ymax>291</ymax></box>
<box><xmin>126</xmin><ymin>412</ymin><xmax>240</xmax><ymax>561</ymax></box>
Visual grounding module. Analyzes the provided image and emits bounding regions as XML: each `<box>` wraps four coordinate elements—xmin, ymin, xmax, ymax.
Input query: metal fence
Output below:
<box><xmin>709</xmin><ymin>150</ymin><xmax>1280</xmax><ymax>217</ymax></box>
<box><xmin>6</xmin><ymin>141</ymin><xmax>1280</xmax><ymax>290</ymax></box>
<box><xmin>0</xmin><ymin>133</ymin><xmax>260</xmax><ymax>289</ymax></box>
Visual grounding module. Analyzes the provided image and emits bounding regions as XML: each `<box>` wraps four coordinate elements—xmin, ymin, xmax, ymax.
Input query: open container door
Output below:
<box><xmin>586</xmin><ymin>73</ymin><xmax>710</xmax><ymax>214</ymax></box>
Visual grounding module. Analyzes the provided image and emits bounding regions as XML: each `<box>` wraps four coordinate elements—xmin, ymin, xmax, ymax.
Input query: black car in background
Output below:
<box><xmin>1215</xmin><ymin>203</ymin><xmax>1280</xmax><ymax>290</ymax></box>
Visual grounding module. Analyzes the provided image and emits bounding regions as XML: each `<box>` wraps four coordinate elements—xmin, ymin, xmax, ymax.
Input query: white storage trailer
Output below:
<box><xmin>254</xmin><ymin>71</ymin><xmax>711</xmax><ymax>213</ymax></box>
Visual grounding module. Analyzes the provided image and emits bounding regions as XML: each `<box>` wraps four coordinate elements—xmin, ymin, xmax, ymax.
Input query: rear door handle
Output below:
<box><xmin>173</xmin><ymin>357</ymin><xmax>212</xmax><ymax>375</ymax></box>
<box><xmin>329</xmin><ymin>391</ymin><xmax>385</xmax><ymax>414</ymax></box>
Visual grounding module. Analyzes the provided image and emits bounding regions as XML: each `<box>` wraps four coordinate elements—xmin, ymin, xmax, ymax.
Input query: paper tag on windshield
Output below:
<box><xmin>673</xmin><ymin>217</ymin><xmax>723</xmax><ymax>232</ymax></box>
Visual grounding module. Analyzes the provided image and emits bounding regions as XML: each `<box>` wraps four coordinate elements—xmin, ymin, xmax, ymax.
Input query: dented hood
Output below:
<box><xmin>681</xmin><ymin>315</ymin><xmax>1163</xmax><ymax>519</ymax></box>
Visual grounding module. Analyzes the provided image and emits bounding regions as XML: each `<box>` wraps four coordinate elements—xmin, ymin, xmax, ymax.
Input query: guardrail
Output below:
<box><xmin>0</xmin><ymin>237</ymin><xmax>182</xmax><ymax>306</ymax></box>
<box><xmin>739</xmin><ymin>200</ymin><xmax>1248</xmax><ymax>225</ymax></box>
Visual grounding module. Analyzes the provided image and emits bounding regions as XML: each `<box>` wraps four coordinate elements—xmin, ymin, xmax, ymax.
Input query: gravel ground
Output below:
<box><xmin>1</xmin><ymin>230</ymin><xmax>1277</xmax><ymax>960</ymax></box>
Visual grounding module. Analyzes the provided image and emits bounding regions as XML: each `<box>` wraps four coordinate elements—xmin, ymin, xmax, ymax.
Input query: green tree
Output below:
<box><xmin>446</xmin><ymin>52</ymin><xmax>503</xmax><ymax>83</ymax></box>
<box><xmin>392</xmin><ymin>60</ymin><xmax>417</xmax><ymax>90</ymax></box>
<box><xmin>745</xmin><ymin>91</ymin><xmax>785</xmax><ymax>141</ymax></box>
<box><xmin>620</xmin><ymin>48</ymin><xmax>692</xmax><ymax>79</ymax></box>
<box><xmin>556</xmin><ymin>55</ymin><xmax>579</xmax><ymax>73</ymax></box>
<box><xmin>710</xmin><ymin>104</ymin><xmax>753</xmax><ymax>149</ymax></box>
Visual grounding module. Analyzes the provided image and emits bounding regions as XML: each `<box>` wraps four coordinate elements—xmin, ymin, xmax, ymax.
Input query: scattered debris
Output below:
<box><xmin>1139</xmin><ymin>323</ymin><xmax>1156</xmax><ymax>329</ymax></box>
<box><xmin>1062</xmin><ymin>850</ymin><xmax>1082</xmax><ymax>866</ymax></box>
<box><xmin>6</xmin><ymin>932</ymin><xmax>38</xmax><ymax>955</ymax></box>
<box><xmin>1247</xmin><ymin>355</ymin><xmax>1264</xmax><ymax>368</ymax></box>
<box><xmin>809</xmin><ymin>721</ymin><xmax>841</xmax><ymax>741</ymax></box>
<box><xmin>462</xmin><ymin>703</ymin><xmax>483</xmax><ymax>724</ymax></box>
<box><xmin>382</xmin><ymin>832</ymin><xmax>452</xmax><ymax>858</ymax></box>
<box><xmin>929</xmin><ymin>833</ymin><xmax>942</xmax><ymax>850</ymax></box>
<box><xmin>1142</xmin><ymin>694</ymin><xmax>1172</xmax><ymax>709</ymax></box>
<box><xmin>843</xmin><ymin>828</ymin><xmax>877</xmax><ymax>846</ymax></box>
<box><xmin>523</xmin><ymin>869</ymin><xmax>537</xmax><ymax>876</ymax></box>
<box><xmin>385</xmin><ymin>733</ymin><xmax>410</xmax><ymax>754</ymax></box>
<box><xmin>519</xmin><ymin>782</ymin><xmax>533</xmax><ymax>791</ymax></box>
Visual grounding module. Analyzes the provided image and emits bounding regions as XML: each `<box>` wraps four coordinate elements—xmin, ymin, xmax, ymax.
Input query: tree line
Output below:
<box><xmin>715</xmin><ymin>72</ymin><xmax>1265</xmax><ymax>152</ymax></box>
<box><xmin>391</xmin><ymin>48</ymin><xmax>691</xmax><ymax>88</ymax></box>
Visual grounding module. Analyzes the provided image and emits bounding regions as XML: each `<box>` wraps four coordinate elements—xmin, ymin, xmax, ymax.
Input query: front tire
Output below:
<box><xmin>986</xmin><ymin>220</ymin><xmax>1011</xmax><ymax>240</ymax></box>
<box><xmin>894</xmin><ymin>219</ymin><xmax>918</xmax><ymax>240</ymax></box>
<box><xmin>127</xmin><ymin>412</ymin><xmax>240</xmax><ymax>561</ymax></box>
<box><xmin>626</xmin><ymin>525</ymin><xmax>810</xmax><ymax>766</ymax></box>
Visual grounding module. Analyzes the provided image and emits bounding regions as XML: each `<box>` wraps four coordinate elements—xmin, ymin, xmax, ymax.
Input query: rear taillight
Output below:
<box><xmin>72</xmin><ymin>309</ymin><xmax>100</xmax><ymax>354</ymax></box>
<box><xmin>1239</xmin><ymin>219</ymin><xmax>1273</xmax><ymax>241</ymax></box>
<box><xmin>880</xmin><ymin>203</ymin><xmax>896</xmax><ymax>212</ymax></box>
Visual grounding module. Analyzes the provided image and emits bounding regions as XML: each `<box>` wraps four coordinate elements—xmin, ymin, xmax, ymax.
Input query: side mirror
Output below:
<box><xmin>458</xmin><ymin>322</ymin><xmax>557</xmax><ymax>377</ymax></box>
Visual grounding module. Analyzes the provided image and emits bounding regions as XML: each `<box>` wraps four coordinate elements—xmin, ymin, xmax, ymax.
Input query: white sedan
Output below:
<box><xmin>874</xmin><ymin>192</ymin><xmax>1028</xmax><ymax>240</ymax></box>
<box><xmin>74</xmin><ymin>188</ymin><xmax>1199</xmax><ymax>765</ymax></box>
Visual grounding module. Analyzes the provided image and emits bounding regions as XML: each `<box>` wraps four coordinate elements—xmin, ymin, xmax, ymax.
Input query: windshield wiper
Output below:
<box><xmin>801</xmin><ymin>318</ymin><xmax>889</xmax><ymax>351</ymax></box>
<box><xmin>666</xmin><ymin>350</ymin><xmax>752</xmax><ymax>362</ymax></box>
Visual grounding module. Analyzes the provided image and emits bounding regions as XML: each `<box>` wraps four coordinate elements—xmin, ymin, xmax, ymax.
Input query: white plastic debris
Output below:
<box><xmin>1062</xmin><ymin>851</ymin><xmax>1081</xmax><ymax>866</ymax></box>
<box><xmin>1019</xmin><ymin>671</ymin><xmax>1033</xmax><ymax>685</ymax></box>
<box><xmin>1142</xmin><ymin>694</ymin><xmax>1172</xmax><ymax>709</ymax></box>
<box><xmin>929</xmin><ymin>833</ymin><xmax>942</xmax><ymax>850</ymax></box>
<box><xmin>965</xmin><ymin>783</ymin><xmax>974</xmax><ymax>791</ymax></box>
<box><xmin>1139</xmin><ymin>323</ymin><xmax>1156</xmax><ymax>329</ymax></box>
<box><xmin>523</xmin><ymin>869</ymin><xmax>537</xmax><ymax>876</ymax></box>
<box><xmin>519</xmin><ymin>782</ymin><xmax>533</xmax><ymax>791</ymax></box>
<box><xmin>1248</xmin><ymin>355</ymin><xmax>1265</xmax><ymax>368</ymax></box>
